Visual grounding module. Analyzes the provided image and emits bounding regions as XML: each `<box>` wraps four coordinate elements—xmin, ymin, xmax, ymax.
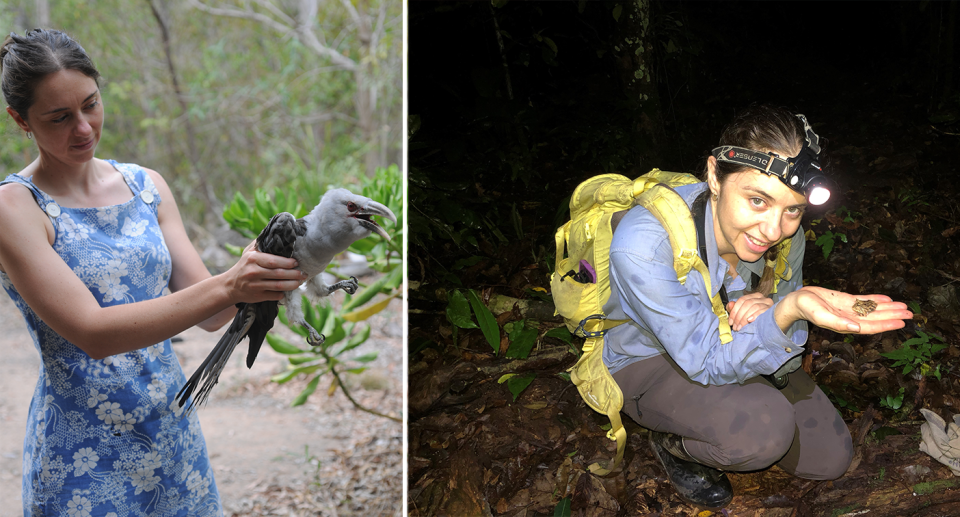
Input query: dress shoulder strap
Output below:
<box><xmin>105</xmin><ymin>160</ymin><xmax>161</xmax><ymax>214</ymax></box>
<box><xmin>0</xmin><ymin>174</ymin><xmax>62</xmax><ymax>233</ymax></box>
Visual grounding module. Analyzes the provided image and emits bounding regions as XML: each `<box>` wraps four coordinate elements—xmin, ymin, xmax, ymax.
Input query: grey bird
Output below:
<box><xmin>176</xmin><ymin>188</ymin><xmax>397</xmax><ymax>412</ymax></box>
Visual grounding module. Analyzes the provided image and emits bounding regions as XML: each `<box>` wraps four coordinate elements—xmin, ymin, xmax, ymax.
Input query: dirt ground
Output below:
<box><xmin>0</xmin><ymin>290</ymin><xmax>403</xmax><ymax>516</ymax></box>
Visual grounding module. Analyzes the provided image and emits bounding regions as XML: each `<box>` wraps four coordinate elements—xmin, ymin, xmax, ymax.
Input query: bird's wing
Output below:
<box><xmin>245</xmin><ymin>212</ymin><xmax>301</xmax><ymax>367</ymax></box>
<box><xmin>258</xmin><ymin>212</ymin><xmax>303</xmax><ymax>258</ymax></box>
<box><xmin>176</xmin><ymin>212</ymin><xmax>301</xmax><ymax>413</ymax></box>
<box><xmin>243</xmin><ymin>300</ymin><xmax>280</xmax><ymax>368</ymax></box>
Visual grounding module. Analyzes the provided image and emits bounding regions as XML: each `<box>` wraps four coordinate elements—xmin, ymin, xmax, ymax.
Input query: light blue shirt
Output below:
<box><xmin>602</xmin><ymin>182</ymin><xmax>807</xmax><ymax>385</ymax></box>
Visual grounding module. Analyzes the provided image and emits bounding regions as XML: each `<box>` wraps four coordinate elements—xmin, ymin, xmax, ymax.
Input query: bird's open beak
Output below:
<box><xmin>355</xmin><ymin>201</ymin><xmax>397</xmax><ymax>241</ymax></box>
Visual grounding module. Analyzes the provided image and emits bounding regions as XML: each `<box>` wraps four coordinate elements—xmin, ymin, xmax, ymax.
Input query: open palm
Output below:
<box><xmin>793</xmin><ymin>286</ymin><xmax>914</xmax><ymax>334</ymax></box>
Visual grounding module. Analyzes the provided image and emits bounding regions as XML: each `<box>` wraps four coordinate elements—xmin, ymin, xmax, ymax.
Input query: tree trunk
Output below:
<box><xmin>353</xmin><ymin>1</ymin><xmax>379</xmax><ymax>177</ymax></box>
<box><xmin>612</xmin><ymin>0</ymin><xmax>663</xmax><ymax>168</ymax></box>
<box><xmin>35</xmin><ymin>0</ymin><xmax>49</xmax><ymax>27</ymax></box>
<box><xmin>147</xmin><ymin>0</ymin><xmax>218</xmax><ymax>212</ymax></box>
<box><xmin>356</xmin><ymin>67</ymin><xmax>378</xmax><ymax>176</ymax></box>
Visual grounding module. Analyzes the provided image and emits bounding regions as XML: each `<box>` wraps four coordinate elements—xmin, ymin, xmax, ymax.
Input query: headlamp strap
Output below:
<box><xmin>796</xmin><ymin>113</ymin><xmax>820</xmax><ymax>154</ymax></box>
<box><xmin>712</xmin><ymin>146</ymin><xmax>792</xmax><ymax>180</ymax></box>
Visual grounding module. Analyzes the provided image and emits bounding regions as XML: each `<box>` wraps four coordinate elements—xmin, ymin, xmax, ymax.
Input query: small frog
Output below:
<box><xmin>852</xmin><ymin>299</ymin><xmax>878</xmax><ymax>317</ymax></box>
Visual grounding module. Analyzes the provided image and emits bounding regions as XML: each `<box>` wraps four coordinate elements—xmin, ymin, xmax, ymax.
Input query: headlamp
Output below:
<box><xmin>711</xmin><ymin>114</ymin><xmax>835</xmax><ymax>206</ymax></box>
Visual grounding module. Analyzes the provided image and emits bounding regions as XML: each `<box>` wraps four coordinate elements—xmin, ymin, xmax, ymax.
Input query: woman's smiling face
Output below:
<box><xmin>708</xmin><ymin>158</ymin><xmax>807</xmax><ymax>264</ymax></box>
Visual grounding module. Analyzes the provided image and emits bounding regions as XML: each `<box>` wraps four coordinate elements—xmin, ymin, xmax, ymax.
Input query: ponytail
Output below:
<box><xmin>747</xmin><ymin>244</ymin><xmax>780</xmax><ymax>297</ymax></box>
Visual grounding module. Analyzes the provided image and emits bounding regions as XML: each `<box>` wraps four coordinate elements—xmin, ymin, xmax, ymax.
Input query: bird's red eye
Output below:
<box><xmin>346</xmin><ymin>201</ymin><xmax>358</xmax><ymax>212</ymax></box>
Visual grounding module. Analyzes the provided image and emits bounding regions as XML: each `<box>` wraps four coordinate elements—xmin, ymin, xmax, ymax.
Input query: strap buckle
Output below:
<box><xmin>576</xmin><ymin>314</ymin><xmax>608</xmax><ymax>338</ymax></box>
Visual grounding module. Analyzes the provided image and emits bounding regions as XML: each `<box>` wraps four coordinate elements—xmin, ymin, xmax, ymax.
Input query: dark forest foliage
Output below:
<box><xmin>409</xmin><ymin>2</ymin><xmax>960</xmax><ymax>515</ymax></box>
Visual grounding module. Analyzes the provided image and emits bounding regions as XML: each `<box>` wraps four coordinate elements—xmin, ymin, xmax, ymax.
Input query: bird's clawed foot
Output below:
<box><xmin>305</xmin><ymin>323</ymin><xmax>326</xmax><ymax>347</ymax></box>
<box><xmin>333</xmin><ymin>276</ymin><xmax>359</xmax><ymax>295</ymax></box>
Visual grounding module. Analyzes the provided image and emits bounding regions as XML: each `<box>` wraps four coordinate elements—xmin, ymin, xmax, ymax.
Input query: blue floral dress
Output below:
<box><xmin>0</xmin><ymin>161</ymin><xmax>222</xmax><ymax>516</ymax></box>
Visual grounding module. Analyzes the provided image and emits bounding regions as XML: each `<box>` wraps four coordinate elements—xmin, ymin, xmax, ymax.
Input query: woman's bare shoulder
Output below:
<box><xmin>0</xmin><ymin>179</ymin><xmax>39</xmax><ymax>209</ymax></box>
<box><xmin>0</xmin><ymin>180</ymin><xmax>55</xmax><ymax>245</ymax></box>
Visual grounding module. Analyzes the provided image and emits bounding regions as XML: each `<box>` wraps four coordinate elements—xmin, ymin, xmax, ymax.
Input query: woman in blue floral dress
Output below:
<box><xmin>0</xmin><ymin>29</ymin><xmax>307</xmax><ymax>516</ymax></box>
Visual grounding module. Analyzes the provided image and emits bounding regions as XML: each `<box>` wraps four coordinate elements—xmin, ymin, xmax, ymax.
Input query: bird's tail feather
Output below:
<box><xmin>176</xmin><ymin>307</ymin><xmax>256</xmax><ymax>414</ymax></box>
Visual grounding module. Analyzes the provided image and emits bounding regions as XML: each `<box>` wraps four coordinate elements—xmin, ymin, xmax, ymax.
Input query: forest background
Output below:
<box><xmin>0</xmin><ymin>0</ymin><xmax>403</xmax><ymax>233</ymax></box>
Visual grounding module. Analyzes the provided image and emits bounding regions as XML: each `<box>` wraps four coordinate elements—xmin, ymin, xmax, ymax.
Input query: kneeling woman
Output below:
<box><xmin>603</xmin><ymin>105</ymin><xmax>912</xmax><ymax>508</ymax></box>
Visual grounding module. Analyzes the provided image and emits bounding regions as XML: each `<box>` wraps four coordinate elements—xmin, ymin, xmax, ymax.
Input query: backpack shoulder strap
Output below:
<box><xmin>635</xmin><ymin>184</ymin><xmax>733</xmax><ymax>344</ymax></box>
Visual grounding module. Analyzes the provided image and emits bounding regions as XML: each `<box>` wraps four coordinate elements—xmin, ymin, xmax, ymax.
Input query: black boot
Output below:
<box><xmin>648</xmin><ymin>431</ymin><xmax>733</xmax><ymax>509</ymax></box>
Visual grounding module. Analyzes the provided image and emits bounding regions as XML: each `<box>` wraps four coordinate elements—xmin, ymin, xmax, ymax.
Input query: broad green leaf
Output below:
<box><xmin>291</xmin><ymin>374</ymin><xmax>322</xmax><ymax>407</ymax></box>
<box><xmin>343</xmin><ymin>293</ymin><xmax>398</xmax><ymax>322</ymax></box>
<box><xmin>506</xmin><ymin>325</ymin><xmax>538</xmax><ymax>359</ymax></box>
<box><xmin>452</xmin><ymin>256</ymin><xmax>484</xmax><ymax>270</ymax></box>
<box><xmin>266</xmin><ymin>334</ymin><xmax>305</xmax><ymax>355</ymax></box>
<box><xmin>270</xmin><ymin>369</ymin><xmax>300</xmax><ymax>384</ymax></box>
<box><xmin>287</xmin><ymin>355</ymin><xmax>319</xmax><ymax>366</ymax></box>
<box><xmin>353</xmin><ymin>352</ymin><xmax>379</xmax><ymax>363</ymax></box>
<box><xmin>385</xmin><ymin>266</ymin><xmax>404</xmax><ymax>289</ymax></box>
<box><xmin>467</xmin><ymin>289</ymin><xmax>500</xmax><ymax>353</ymax></box>
<box><xmin>506</xmin><ymin>373</ymin><xmax>536</xmax><ymax>401</ymax></box>
<box><xmin>335</xmin><ymin>325</ymin><xmax>372</xmax><ymax>356</ymax></box>
<box><xmin>545</xmin><ymin>326</ymin><xmax>573</xmax><ymax>345</ymax></box>
<box><xmin>543</xmin><ymin>37</ymin><xmax>558</xmax><ymax>56</ymax></box>
<box><xmin>821</xmin><ymin>239</ymin><xmax>834</xmax><ymax>259</ymax></box>
<box><xmin>233</xmin><ymin>192</ymin><xmax>251</xmax><ymax>217</ymax></box>
<box><xmin>815</xmin><ymin>233</ymin><xmax>836</xmax><ymax>259</ymax></box>
<box><xmin>554</xmin><ymin>497</ymin><xmax>572</xmax><ymax>517</ymax></box>
<box><xmin>322</xmin><ymin>324</ymin><xmax>347</xmax><ymax>348</ymax></box>
<box><xmin>612</xmin><ymin>4</ymin><xmax>623</xmax><ymax>22</ymax></box>
<box><xmin>270</xmin><ymin>363</ymin><xmax>326</xmax><ymax>384</ymax></box>
<box><xmin>880</xmin><ymin>348</ymin><xmax>912</xmax><ymax>360</ymax></box>
<box><xmin>446</xmin><ymin>290</ymin><xmax>478</xmax><ymax>329</ymax></box>
<box><xmin>409</xmin><ymin>338</ymin><xmax>436</xmax><ymax>357</ymax></box>
<box><xmin>320</xmin><ymin>306</ymin><xmax>340</xmax><ymax>340</ymax></box>
<box><xmin>224</xmin><ymin>242</ymin><xmax>244</xmax><ymax>257</ymax></box>
<box><xmin>901</xmin><ymin>337</ymin><xmax>924</xmax><ymax>347</ymax></box>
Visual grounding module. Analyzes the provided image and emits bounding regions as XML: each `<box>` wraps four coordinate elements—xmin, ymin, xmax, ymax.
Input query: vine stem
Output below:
<box><xmin>319</xmin><ymin>348</ymin><xmax>402</xmax><ymax>423</ymax></box>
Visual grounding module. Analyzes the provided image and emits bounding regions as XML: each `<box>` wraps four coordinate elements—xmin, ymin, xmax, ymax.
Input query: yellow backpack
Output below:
<box><xmin>550</xmin><ymin>169</ymin><xmax>791</xmax><ymax>475</ymax></box>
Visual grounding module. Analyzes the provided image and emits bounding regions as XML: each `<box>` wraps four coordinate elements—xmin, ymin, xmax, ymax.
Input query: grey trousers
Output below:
<box><xmin>612</xmin><ymin>353</ymin><xmax>853</xmax><ymax>480</ymax></box>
